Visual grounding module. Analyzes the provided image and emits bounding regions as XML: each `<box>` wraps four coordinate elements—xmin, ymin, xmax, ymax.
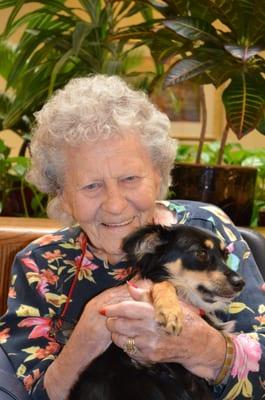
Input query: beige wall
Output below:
<box><xmin>1</xmin><ymin>2</ymin><xmax>265</xmax><ymax>155</ymax></box>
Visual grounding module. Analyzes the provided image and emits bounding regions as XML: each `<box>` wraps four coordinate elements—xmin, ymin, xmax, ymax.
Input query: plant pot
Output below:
<box><xmin>169</xmin><ymin>163</ymin><xmax>257</xmax><ymax>226</ymax></box>
<box><xmin>0</xmin><ymin>185</ymin><xmax>47</xmax><ymax>217</ymax></box>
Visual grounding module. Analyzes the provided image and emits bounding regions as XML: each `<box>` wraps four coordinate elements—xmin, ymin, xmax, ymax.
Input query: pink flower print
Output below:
<box><xmin>18</xmin><ymin>317</ymin><xmax>52</xmax><ymax>340</ymax></box>
<box><xmin>111</xmin><ymin>267</ymin><xmax>133</xmax><ymax>281</ymax></box>
<box><xmin>41</xmin><ymin>269</ymin><xmax>59</xmax><ymax>285</ymax></box>
<box><xmin>255</xmin><ymin>315</ymin><xmax>265</xmax><ymax>325</ymax></box>
<box><xmin>23</xmin><ymin>369</ymin><xmax>41</xmax><ymax>392</ymax></box>
<box><xmin>35</xmin><ymin>341</ymin><xmax>61</xmax><ymax>359</ymax></box>
<box><xmin>231</xmin><ymin>334</ymin><xmax>262</xmax><ymax>380</ymax></box>
<box><xmin>0</xmin><ymin>327</ymin><xmax>10</xmax><ymax>343</ymax></box>
<box><xmin>21</xmin><ymin>257</ymin><xmax>39</xmax><ymax>272</ymax></box>
<box><xmin>226</xmin><ymin>242</ymin><xmax>234</xmax><ymax>253</ymax></box>
<box><xmin>36</xmin><ymin>279</ymin><xmax>49</xmax><ymax>297</ymax></box>
<box><xmin>35</xmin><ymin>269</ymin><xmax>59</xmax><ymax>297</ymax></box>
<box><xmin>42</xmin><ymin>249</ymin><xmax>64</xmax><ymax>262</ymax></box>
<box><xmin>8</xmin><ymin>287</ymin><xmax>16</xmax><ymax>298</ymax></box>
<box><xmin>75</xmin><ymin>255</ymin><xmax>99</xmax><ymax>280</ymax></box>
<box><xmin>34</xmin><ymin>234</ymin><xmax>64</xmax><ymax>246</ymax></box>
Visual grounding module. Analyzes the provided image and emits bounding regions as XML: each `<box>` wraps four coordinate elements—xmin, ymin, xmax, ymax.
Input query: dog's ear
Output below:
<box><xmin>122</xmin><ymin>225</ymin><xmax>165</xmax><ymax>262</ymax></box>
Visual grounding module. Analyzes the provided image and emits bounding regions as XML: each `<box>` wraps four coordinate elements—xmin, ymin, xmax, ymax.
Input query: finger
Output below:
<box><xmin>127</xmin><ymin>282</ymin><xmax>151</xmax><ymax>302</ymax></box>
<box><xmin>106</xmin><ymin>315</ymin><xmax>156</xmax><ymax>337</ymax></box>
<box><xmin>111</xmin><ymin>333</ymin><xmax>141</xmax><ymax>354</ymax></box>
<box><xmin>103</xmin><ymin>300</ymin><xmax>154</xmax><ymax>320</ymax></box>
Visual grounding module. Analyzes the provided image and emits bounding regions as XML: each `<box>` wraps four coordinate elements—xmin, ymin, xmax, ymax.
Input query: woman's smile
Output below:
<box><xmin>101</xmin><ymin>217</ymin><xmax>135</xmax><ymax>228</ymax></box>
<box><xmin>61</xmin><ymin>133</ymin><xmax>161</xmax><ymax>263</ymax></box>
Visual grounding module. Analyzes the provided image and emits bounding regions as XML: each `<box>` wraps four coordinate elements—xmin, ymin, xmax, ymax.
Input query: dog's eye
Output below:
<box><xmin>194</xmin><ymin>249</ymin><xmax>209</xmax><ymax>262</ymax></box>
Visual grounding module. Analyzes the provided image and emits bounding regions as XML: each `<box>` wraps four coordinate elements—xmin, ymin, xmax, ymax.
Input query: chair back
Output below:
<box><xmin>0</xmin><ymin>217</ymin><xmax>62</xmax><ymax>316</ymax></box>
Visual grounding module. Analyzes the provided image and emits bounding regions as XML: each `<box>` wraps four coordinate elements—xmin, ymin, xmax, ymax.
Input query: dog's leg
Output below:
<box><xmin>151</xmin><ymin>281</ymin><xmax>183</xmax><ymax>335</ymax></box>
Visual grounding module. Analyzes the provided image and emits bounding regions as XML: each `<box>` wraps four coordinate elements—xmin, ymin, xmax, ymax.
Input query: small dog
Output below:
<box><xmin>69</xmin><ymin>224</ymin><xmax>245</xmax><ymax>400</ymax></box>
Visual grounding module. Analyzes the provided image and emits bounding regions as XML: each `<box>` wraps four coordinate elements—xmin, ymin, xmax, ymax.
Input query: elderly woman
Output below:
<box><xmin>0</xmin><ymin>75</ymin><xmax>264</xmax><ymax>400</ymax></box>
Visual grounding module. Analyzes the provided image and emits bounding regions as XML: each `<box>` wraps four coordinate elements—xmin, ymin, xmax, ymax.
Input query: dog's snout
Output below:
<box><xmin>229</xmin><ymin>274</ymin><xmax>245</xmax><ymax>291</ymax></box>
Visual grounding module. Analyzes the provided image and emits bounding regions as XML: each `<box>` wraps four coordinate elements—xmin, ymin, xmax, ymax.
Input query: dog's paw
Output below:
<box><xmin>155</xmin><ymin>307</ymin><xmax>183</xmax><ymax>335</ymax></box>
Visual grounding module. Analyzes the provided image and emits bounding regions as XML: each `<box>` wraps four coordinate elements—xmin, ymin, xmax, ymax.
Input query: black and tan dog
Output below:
<box><xmin>70</xmin><ymin>224</ymin><xmax>245</xmax><ymax>400</ymax></box>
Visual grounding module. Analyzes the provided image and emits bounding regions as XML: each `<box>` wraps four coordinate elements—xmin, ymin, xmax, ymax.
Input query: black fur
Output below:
<box><xmin>69</xmin><ymin>224</ymin><xmax>245</xmax><ymax>400</ymax></box>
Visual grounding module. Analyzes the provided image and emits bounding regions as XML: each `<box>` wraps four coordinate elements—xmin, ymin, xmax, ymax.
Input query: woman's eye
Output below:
<box><xmin>84</xmin><ymin>182</ymin><xmax>102</xmax><ymax>191</ymax></box>
<box><xmin>195</xmin><ymin>249</ymin><xmax>209</xmax><ymax>262</ymax></box>
<box><xmin>123</xmin><ymin>176</ymin><xmax>138</xmax><ymax>183</ymax></box>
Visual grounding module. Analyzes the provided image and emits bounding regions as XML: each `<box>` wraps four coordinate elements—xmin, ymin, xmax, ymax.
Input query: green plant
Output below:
<box><xmin>0</xmin><ymin>139</ymin><xmax>47</xmax><ymax>216</ymax></box>
<box><xmin>175</xmin><ymin>141</ymin><xmax>265</xmax><ymax>226</ymax></box>
<box><xmin>118</xmin><ymin>0</ymin><xmax>265</xmax><ymax>164</ymax></box>
<box><xmin>0</xmin><ymin>0</ymin><xmax>152</xmax><ymax>145</ymax></box>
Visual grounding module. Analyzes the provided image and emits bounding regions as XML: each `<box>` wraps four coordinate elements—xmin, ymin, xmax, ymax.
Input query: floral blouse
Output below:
<box><xmin>0</xmin><ymin>200</ymin><xmax>265</xmax><ymax>400</ymax></box>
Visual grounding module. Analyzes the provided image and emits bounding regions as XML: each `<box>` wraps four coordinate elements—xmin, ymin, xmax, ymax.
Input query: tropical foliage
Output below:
<box><xmin>0</xmin><ymin>0</ymin><xmax>152</xmax><ymax>142</ymax></box>
<box><xmin>116</xmin><ymin>0</ymin><xmax>265</xmax><ymax>163</ymax></box>
<box><xmin>0</xmin><ymin>139</ymin><xmax>46</xmax><ymax>216</ymax></box>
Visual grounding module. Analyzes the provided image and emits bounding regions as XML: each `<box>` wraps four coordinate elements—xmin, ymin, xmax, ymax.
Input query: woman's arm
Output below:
<box><xmin>44</xmin><ymin>284</ymin><xmax>132</xmax><ymax>400</ymax></box>
<box><xmin>0</xmin><ymin>249</ymin><xmax>133</xmax><ymax>400</ymax></box>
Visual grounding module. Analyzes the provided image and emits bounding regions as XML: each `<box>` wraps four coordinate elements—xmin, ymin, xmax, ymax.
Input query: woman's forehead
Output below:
<box><xmin>62</xmin><ymin>134</ymin><xmax>156</xmax><ymax>180</ymax></box>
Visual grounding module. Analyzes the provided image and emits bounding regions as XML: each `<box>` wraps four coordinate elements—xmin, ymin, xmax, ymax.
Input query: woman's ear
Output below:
<box><xmin>58</xmin><ymin>189</ymin><xmax>72</xmax><ymax>216</ymax></box>
<box><xmin>154</xmin><ymin>169</ymin><xmax>162</xmax><ymax>197</ymax></box>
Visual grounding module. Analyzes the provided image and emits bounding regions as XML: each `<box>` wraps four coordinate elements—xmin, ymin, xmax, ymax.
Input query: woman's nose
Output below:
<box><xmin>102</xmin><ymin>185</ymin><xmax>127</xmax><ymax>214</ymax></box>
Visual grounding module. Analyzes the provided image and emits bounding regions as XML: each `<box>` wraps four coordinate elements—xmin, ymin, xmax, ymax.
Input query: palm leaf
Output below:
<box><xmin>0</xmin><ymin>93</ymin><xmax>13</xmax><ymax>128</ymax></box>
<box><xmin>0</xmin><ymin>40</ymin><xmax>16</xmax><ymax>81</ymax></box>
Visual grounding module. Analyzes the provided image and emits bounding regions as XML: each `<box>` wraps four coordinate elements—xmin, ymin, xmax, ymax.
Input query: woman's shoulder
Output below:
<box><xmin>163</xmin><ymin>199</ymin><xmax>232</xmax><ymax>224</ymax></box>
<box><xmin>162</xmin><ymin>199</ymin><xmax>242</xmax><ymax>242</ymax></box>
<box><xmin>17</xmin><ymin>225</ymin><xmax>85</xmax><ymax>258</ymax></box>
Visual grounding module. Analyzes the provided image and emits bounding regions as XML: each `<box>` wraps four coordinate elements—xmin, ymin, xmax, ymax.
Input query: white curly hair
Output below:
<box><xmin>27</xmin><ymin>74</ymin><xmax>177</xmax><ymax>224</ymax></box>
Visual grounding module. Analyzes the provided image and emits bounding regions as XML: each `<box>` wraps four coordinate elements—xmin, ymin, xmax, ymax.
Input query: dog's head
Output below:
<box><xmin>122</xmin><ymin>224</ymin><xmax>245</xmax><ymax>312</ymax></box>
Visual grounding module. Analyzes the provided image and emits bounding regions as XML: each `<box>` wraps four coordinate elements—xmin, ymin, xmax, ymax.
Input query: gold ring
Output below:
<box><xmin>123</xmin><ymin>337</ymin><xmax>137</xmax><ymax>355</ymax></box>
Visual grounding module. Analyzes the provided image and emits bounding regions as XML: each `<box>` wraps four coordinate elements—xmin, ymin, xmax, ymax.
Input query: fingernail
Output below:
<box><xmin>99</xmin><ymin>308</ymin><xmax>106</xmax><ymax>316</ymax></box>
<box><xmin>199</xmin><ymin>308</ymin><xmax>205</xmax><ymax>317</ymax></box>
<box><xmin>127</xmin><ymin>280</ymin><xmax>138</xmax><ymax>288</ymax></box>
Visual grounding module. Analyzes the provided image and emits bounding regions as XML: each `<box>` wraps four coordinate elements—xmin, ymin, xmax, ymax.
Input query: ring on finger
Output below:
<box><xmin>123</xmin><ymin>337</ymin><xmax>137</xmax><ymax>355</ymax></box>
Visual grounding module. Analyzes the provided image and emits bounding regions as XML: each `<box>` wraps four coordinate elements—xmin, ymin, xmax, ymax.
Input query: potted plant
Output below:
<box><xmin>174</xmin><ymin>142</ymin><xmax>265</xmax><ymax>227</ymax></box>
<box><xmin>0</xmin><ymin>0</ymin><xmax>152</xmax><ymax>133</ymax></box>
<box><xmin>0</xmin><ymin>139</ymin><xmax>47</xmax><ymax>216</ymax></box>
<box><xmin>117</xmin><ymin>0</ymin><xmax>265</xmax><ymax>225</ymax></box>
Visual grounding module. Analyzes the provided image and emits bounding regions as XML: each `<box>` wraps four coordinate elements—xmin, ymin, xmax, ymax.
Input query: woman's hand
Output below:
<box><xmin>104</xmin><ymin>283</ymin><xmax>227</xmax><ymax>382</ymax></box>
<box><xmin>44</xmin><ymin>284</ymin><xmax>133</xmax><ymax>400</ymax></box>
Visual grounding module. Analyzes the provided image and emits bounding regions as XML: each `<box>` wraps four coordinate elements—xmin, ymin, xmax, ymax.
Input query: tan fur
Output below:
<box><xmin>151</xmin><ymin>281</ymin><xmax>183</xmax><ymax>335</ymax></box>
<box><xmin>204</xmin><ymin>239</ymin><xmax>214</xmax><ymax>249</ymax></box>
<box><xmin>135</xmin><ymin>233</ymin><xmax>161</xmax><ymax>260</ymax></box>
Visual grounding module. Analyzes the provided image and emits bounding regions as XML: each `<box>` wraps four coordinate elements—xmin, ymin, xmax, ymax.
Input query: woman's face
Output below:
<box><xmin>61</xmin><ymin>133</ymin><xmax>161</xmax><ymax>263</ymax></box>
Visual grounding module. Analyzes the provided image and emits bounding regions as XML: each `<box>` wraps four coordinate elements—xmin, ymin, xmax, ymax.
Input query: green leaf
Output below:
<box><xmin>4</xmin><ymin>0</ymin><xmax>26</xmax><ymax>34</ymax></box>
<box><xmin>223</xmin><ymin>73</ymin><xmax>265</xmax><ymax>138</ymax></box>
<box><xmin>164</xmin><ymin>17</ymin><xmax>220</xmax><ymax>44</ymax></box>
<box><xmin>165</xmin><ymin>58</ymin><xmax>215</xmax><ymax>86</ymax></box>
<box><xmin>224</xmin><ymin>45</ymin><xmax>264</xmax><ymax>61</ymax></box>
<box><xmin>256</xmin><ymin>113</ymin><xmax>265</xmax><ymax>135</ymax></box>
<box><xmin>0</xmin><ymin>93</ymin><xmax>13</xmax><ymax>127</ymax></box>
<box><xmin>72</xmin><ymin>21</ymin><xmax>93</xmax><ymax>56</ymax></box>
<box><xmin>0</xmin><ymin>40</ymin><xmax>17</xmax><ymax>80</ymax></box>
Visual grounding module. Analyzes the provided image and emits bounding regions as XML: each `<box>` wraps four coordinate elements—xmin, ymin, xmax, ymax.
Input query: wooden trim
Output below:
<box><xmin>0</xmin><ymin>217</ymin><xmax>62</xmax><ymax>316</ymax></box>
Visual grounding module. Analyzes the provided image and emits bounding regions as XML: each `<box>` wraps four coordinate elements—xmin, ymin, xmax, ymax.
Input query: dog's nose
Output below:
<box><xmin>230</xmin><ymin>275</ymin><xmax>245</xmax><ymax>291</ymax></box>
